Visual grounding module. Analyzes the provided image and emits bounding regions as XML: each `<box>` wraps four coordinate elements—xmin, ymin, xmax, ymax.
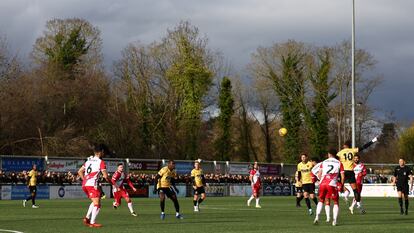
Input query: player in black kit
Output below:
<box><xmin>392</xmin><ymin>158</ymin><xmax>413</xmax><ymax>215</ymax></box>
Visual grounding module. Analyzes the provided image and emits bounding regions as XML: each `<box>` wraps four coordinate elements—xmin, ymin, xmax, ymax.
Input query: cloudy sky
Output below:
<box><xmin>0</xmin><ymin>0</ymin><xmax>413</xmax><ymax>122</ymax></box>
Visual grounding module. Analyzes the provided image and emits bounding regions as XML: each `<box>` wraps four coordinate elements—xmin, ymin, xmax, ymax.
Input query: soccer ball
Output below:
<box><xmin>279</xmin><ymin>128</ymin><xmax>287</xmax><ymax>137</ymax></box>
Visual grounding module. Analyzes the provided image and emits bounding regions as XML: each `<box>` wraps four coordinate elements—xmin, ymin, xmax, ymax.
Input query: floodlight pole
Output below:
<box><xmin>351</xmin><ymin>0</ymin><xmax>356</xmax><ymax>147</ymax></box>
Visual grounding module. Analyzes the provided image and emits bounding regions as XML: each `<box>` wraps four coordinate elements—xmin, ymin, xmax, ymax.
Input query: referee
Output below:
<box><xmin>392</xmin><ymin>158</ymin><xmax>413</xmax><ymax>215</ymax></box>
<box><xmin>23</xmin><ymin>164</ymin><xmax>39</xmax><ymax>208</ymax></box>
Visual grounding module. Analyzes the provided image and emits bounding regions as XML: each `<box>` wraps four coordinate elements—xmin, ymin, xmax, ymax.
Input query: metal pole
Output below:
<box><xmin>351</xmin><ymin>0</ymin><xmax>356</xmax><ymax>147</ymax></box>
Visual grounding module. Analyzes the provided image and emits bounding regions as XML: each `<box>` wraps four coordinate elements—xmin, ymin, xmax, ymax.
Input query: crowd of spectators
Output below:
<box><xmin>0</xmin><ymin>169</ymin><xmax>292</xmax><ymax>186</ymax></box>
<box><xmin>0</xmin><ymin>169</ymin><xmax>394</xmax><ymax>186</ymax></box>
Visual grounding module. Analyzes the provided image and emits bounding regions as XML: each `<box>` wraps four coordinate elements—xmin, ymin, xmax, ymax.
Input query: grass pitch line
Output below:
<box><xmin>0</xmin><ymin>230</ymin><xmax>24</xmax><ymax>233</ymax></box>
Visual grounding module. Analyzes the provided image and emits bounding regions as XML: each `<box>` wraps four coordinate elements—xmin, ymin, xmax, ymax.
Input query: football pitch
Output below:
<box><xmin>0</xmin><ymin>197</ymin><xmax>412</xmax><ymax>233</ymax></box>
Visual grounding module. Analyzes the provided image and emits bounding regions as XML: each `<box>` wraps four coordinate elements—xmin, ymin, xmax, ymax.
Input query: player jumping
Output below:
<box><xmin>337</xmin><ymin>137</ymin><xmax>377</xmax><ymax>213</ymax></box>
<box><xmin>392</xmin><ymin>158</ymin><xmax>413</xmax><ymax>215</ymax></box>
<box><xmin>78</xmin><ymin>144</ymin><xmax>111</xmax><ymax>228</ymax></box>
<box><xmin>247</xmin><ymin>162</ymin><xmax>261</xmax><ymax>208</ymax></box>
<box><xmin>297</xmin><ymin>154</ymin><xmax>317</xmax><ymax>215</ymax></box>
<box><xmin>111</xmin><ymin>163</ymin><xmax>137</xmax><ymax>216</ymax></box>
<box><xmin>153</xmin><ymin>160</ymin><xmax>183</xmax><ymax>220</ymax></box>
<box><xmin>191</xmin><ymin>160</ymin><xmax>206</xmax><ymax>212</ymax></box>
<box><xmin>314</xmin><ymin>149</ymin><xmax>344</xmax><ymax>226</ymax></box>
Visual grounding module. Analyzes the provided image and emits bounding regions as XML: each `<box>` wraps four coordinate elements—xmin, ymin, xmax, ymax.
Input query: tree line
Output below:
<box><xmin>0</xmin><ymin>18</ymin><xmax>411</xmax><ymax>162</ymax></box>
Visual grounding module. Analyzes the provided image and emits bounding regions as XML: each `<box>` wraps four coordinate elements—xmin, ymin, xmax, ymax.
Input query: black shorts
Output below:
<box><xmin>29</xmin><ymin>186</ymin><xmax>37</xmax><ymax>194</ymax></box>
<box><xmin>397</xmin><ymin>184</ymin><xmax>409</xmax><ymax>195</ymax></box>
<box><xmin>295</xmin><ymin>186</ymin><xmax>303</xmax><ymax>193</ymax></box>
<box><xmin>194</xmin><ymin>186</ymin><xmax>205</xmax><ymax>195</ymax></box>
<box><xmin>158</xmin><ymin>187</ymin><xmax>177</xmax><ymax>198</ymax></box>
<box><xmin>344</xmin><ymin>171</ymin><xmax>356</xmax><ymax>183</ymax></box>
<box><xmin>302</xmin><ymin>183</ymin><xmax>315</xmax><ymax>194</ymax></box>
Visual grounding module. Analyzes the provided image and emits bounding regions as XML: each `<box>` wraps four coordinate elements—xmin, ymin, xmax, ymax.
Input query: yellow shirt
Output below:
<box><xmin>191</xmin><ymin>168</ymin><xmax>204</xmax><ymax>187</ymax></box>
<box><xmin>297</xmin><ymin>161</ymin><xmax>313</xmax><ymax>184</ymax></box>
<box><xmin>157</xmin><ymin>166</ymin><xmax>177</xmax><ymax>189</ymax></box>
<box><xmin>28</xmin><ymin>170</ymin><xmax>37</xmax><ymax>186</ymax></box>
<box><xmin>337</xmin><ymin>148</ymin><xmax>359</xmax><ymax>171</ymax></box>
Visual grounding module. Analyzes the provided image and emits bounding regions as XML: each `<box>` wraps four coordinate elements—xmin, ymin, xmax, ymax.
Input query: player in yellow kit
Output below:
<box><xmin>337</xmin><ymin>137</ymin><xmax>377</xmax><ymax>213</ymax></box>
<box><xmin>191</xmin><ymin>161</ymin><xmax>206</xmax><ymax>212</ymax></box>
<box><xmin>295</xmin><ymin>171</ymin><xmax>304</xmax><ymax>207</ymax></box>
<box><xmin>23</xmin><ymin>164</ymin><xmax>39</xmax><ymax>208</ymax></box>
<box><xmin>297</xmin><ymin>153</ymin><xmax>318</xmax><ymax>215</ymax></box>
<box><xmin>153</xmin><ymin>160</ymin><xmax>183</xmax><ymax>220</ymax></box>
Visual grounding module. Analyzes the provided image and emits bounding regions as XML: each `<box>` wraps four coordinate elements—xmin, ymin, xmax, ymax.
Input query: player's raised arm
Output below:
<box><xmin>358</xmin><ymin>136</ymin><xmax>378</xmax><ymax>153</ymax></box>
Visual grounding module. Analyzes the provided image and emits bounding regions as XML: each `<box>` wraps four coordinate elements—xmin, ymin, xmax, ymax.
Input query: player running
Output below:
<box><xmin>153</xmin><ymin>160</ymin><xmax>183</xmax><ymax>220</ymax></box>
<box><xmin>78</xmin><ymin>144</ymin><xmax>111</xmax><ymax>228</ymax></box>
<box><xmin>297</xmin><ymin>154</ymin><xmax>318</xmax><ymax>215</ymax></box>
<box><xmin>191</xmin><ymin>160</ymin><xmax>206</xmax><ymax>212</ymax></box>
<box><xmin>23</xmin><ymin>164</ymin><xmax>39</xmax><ymax>208</ymax></box>
<box><xmin>314</xmin><ymin>149</ymin><xmax>345</xmax><ymax>226</ymax></box>
<box><xmin>392</xmin><ymin>158</ymin><xmax>413</xmax><ymax>215</ymax></box>
<box><xmin>337</xmin><ymin>137</ymin><xmax>377</xmax><ymax>212</ymax></box>
<box><xmin>348</xmin><ymin>154</ymin><xmax>367</xmax><ymax>214</ymax></box>
<box><xmin>111</xmin><ymin>163</ymin><xmax>137</xmax><ymax>216</ymax></box>
<box><xmin>295</xmin><ymin>171</ymin><xmax>304</xmax><ymax>208</ymax></box>
<box><xmin>247</xmin><ymin>162</ymin><xmax>261</xmax><ymax>208</ymax></box>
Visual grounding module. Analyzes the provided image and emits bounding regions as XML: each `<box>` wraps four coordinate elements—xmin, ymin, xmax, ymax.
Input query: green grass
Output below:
<box><xmin>0</xmin><ymin>197</ymin><xmax>412</xmax><ymax>233</ymax></box>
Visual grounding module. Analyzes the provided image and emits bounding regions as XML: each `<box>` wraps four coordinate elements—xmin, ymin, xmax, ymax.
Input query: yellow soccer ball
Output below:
<box><xmin>279</xmin><ymin>128</ymin><xmax>287</xmax><ymax>137</ymax></box>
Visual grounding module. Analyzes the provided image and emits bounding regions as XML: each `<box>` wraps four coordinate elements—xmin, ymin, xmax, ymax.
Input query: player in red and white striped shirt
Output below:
<box><xmin>349</xmin><ymin>154</ymin><xmax>367</xmax><ymax>214</ymax></box>
<box><xmin>78</xmin><ymin>144</ymin><xmax>111</xmax><ymax>228</ymax></box>
<box><xmin>247</xmin><ymin>162</ymin><xmax>261</xmax><ymax>208</ymax></box>
<box><xmin>314</xmin><ymin>149</ymin><xmax>345</xmax><ymax>226</ymax></box>
<box><xmin>112</xmin><ymin>163</ymin><xmax>137</xmax><ymax>216</ymax></box>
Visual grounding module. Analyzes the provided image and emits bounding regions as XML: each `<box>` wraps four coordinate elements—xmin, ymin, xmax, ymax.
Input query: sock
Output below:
<box><xmin>127</xmin><ymin>202</ymin><xmax>134</xmax><ymax>213</ymax></box>
<box><xmin>160</xmin><ymin>199</ymin><xmax>165</xmax><ymax>212</ymax></box>
<box><xmin>32</xmin><ymin>195</ymin><xmax>36</xmax><ymax>205</ymax></box>
<box><xmin>344</xmin><ymin>190</ymin><xmax>350</xmax><ymax>199</ymax></box>
<box><xmin>248</xmin><ymin>195</ymin><xmax>254</xmax><ymax>202</ymax></box>
<box><xmin>296</xmin><ymin>197</ymin><xmax>300</xmax><ymax>205</ymax></box>
<box><xmin>315</xmin><ymin>202</ymin><xmax>323</xmax><ymax>220</ymax></box>
<box><xmin>353</xmin><ymin>189</ymin><xmax>360</xmax><ymax>202</ymax></box>
<box><xmin>86</xmin><ymin>202</ymin><xmax>94</xmax><ymax>219</ymax></box>
<box><xmin>172</xmin><ymin>198</ymin><xmax>180</xmax><ymax>213</ymax></box>
<box><xmin>26</xmin><ymin>196</ymin><xmax>31</xmax><ymax>202</ymax></box>
<box><xmin>90</xmin><ymin>204</ymin><xmax>101</xmax><ymax>224</ymax></box>
<box><xmin>398</xmin><ymin>198</ymin><xmax>403</xmax><ymax>209</ymax></box>
<box><xmin>312</xmin><ymin>197</ymin><xmax>318</xmax><ymax>205</ymax></box>
<box><xmin>325</xmin><ymin>205</ymin><xmax>330</xmax><ymax>221</ymax></box>
<box><xmin>405</xmin><ymin>199</ymin><xmax>409</xmax><ymax>211</ymax></box>
<box><xmin>305</xmin><ymin>198</ymin><xmax>311</xmax><ymax>210</ymax></box>
<box><xmin>333</xmin><ymin>204</ymin><xmax>339</xmax><ymax>222</ymax></box>
<box><xmin>350</xmin><ymin>199</ymin><xmax>356</xmax><ymax>209</ymax></box>
<box><xmin>256</xmin><ymin>198</ymin><xmax>260</xmax><ymax>206</ymax></box>
<box><xmin>198</xmin><ymin>198</ymin><xmax>204</xmax><ymax>205</ymax></box>
<box><xmin>193</xmin><ymin>200</ymin><xmax>198</xmax><ymax>206</ymax></box>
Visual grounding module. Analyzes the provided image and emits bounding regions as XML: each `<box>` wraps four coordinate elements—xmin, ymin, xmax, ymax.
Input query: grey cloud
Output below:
<box><xmin>0</xmin><ymin>0</ymin><xmax>413</xmax><ymax>120</ymax></box>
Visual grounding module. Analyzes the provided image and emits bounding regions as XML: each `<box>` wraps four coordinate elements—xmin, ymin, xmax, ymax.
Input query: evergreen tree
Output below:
<box><xmin>215</xmin><ymin>77</ymin><xmax>234</xmax><ymax>160</ymax></box>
